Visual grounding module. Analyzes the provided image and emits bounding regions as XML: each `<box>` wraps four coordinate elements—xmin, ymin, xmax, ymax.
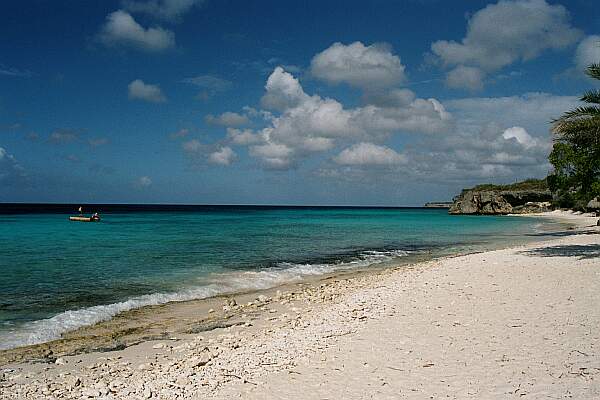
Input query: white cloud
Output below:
<box><xmin>502</xmin><ymin>126</ymin><xmax>538</xmax><ymax>148</ymax></box>
<box><xmin>128</xmin><ymin>79</ymin><xmax>166</xmax><ymax>103</ymax></box>
<box><xmin>182</xmin><ymin>139</ymin><xmax>236</xmax><ymax>166</ymax></box>
<box><xmin>226</xmin><ymin>128</ymin><xmax>265</xmax><ymax>145</ymax></box>
<box><xmin>98</xmin><ymin>10</ymin><xmax>175</xmax><ymax>52</ymax></box>
<box><xmin>311</xmin><ymin>42</ymin><xmax>406</xmax><ymax>89</ymax></box>
<box><xmin>424</xmin><ymin>123</ymin><xmax>550</xmax><ymax>179</ymax></box>
<box><xmin>136</xmin><ymin>176</ymin><xmax>152</xmax><ymax>188</ymax></box>
<box><xmin>319</xmin><ymin>92</ymin><xmax>578</xmax><ymax>185</ymax></box>
<box><xmin>445</xmin><ymin>66</ymin><xmax>485</xmax><ymax>91</ymax></box>
<box><xmin>122</xmin><ymin>0</ymin><xmax>203</xmax><ymax>21</ymax></box>
<box><xmin>208</xmin><ymin>146</ymin><xmax>236</xmax><ymax>166</ymax></box>
<box><xmin>249</xmin><ymin>142</ymin><xmax>294</xmax><ymax>170</ymax></box>
<box><xmin>430</xmin><ymin>0</ymin><xmax>581</xmax><ymax>89</ymax></box>
<box><xmin>260</xmin><ymin>67</ymin><xmax>309</xmax><ymax>111</ymax></box>
<box><xmin>228</xmin><ymin>67</ymin><xmax>452</xmax><ymax>169</ymax></box>
<box><xmin>575</xmin><ymin>35</ymin><xmax>600</xmax><ymax>73</ymax></box>
<box><xmin>391</xmin><ymin>94</ymin><xmax>575</xmax><ymax>183</ymax></box>
<box><xmin>334</xmin><ymin>143</ymin><xmax>407</xmax><ymax>166</ymax></box>
<box><xmin>205</xmin><ymin>112</ymin><xmax>250</xmax><ymax>127</ymax></box>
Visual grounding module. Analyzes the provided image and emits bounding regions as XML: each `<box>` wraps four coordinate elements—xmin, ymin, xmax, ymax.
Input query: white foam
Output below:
<box><xmin>0</xmin><ymin>249</ymin><xmax>409</xmax><ymax>350</ymax></box>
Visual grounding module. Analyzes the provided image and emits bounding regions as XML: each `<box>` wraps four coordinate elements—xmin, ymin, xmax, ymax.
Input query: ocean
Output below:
<box><xmin>0</xmin><ymin>205</ymin><xmax>553</xmax><ymax>350</ymax></box>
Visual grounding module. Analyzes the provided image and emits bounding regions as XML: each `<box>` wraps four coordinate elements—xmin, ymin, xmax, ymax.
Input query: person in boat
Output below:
<box><xmin>78</xmin><ymin>206</ymin><xmax>83</xmax><ymax>215</ymax></box>
<box><xmin>92</xmin><ymin>212</ymin><xmax>100</xmax><ymax>221</ymax></box>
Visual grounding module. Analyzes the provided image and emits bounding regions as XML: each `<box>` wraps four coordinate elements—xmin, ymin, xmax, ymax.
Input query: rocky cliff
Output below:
<box><xmin>448</xmin><ymin>180</ymin><xmax>552</xmax><ymax>215</ymax></box>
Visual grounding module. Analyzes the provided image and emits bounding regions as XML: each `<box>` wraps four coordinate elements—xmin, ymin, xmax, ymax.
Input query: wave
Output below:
<box><xmin>0</xmin><ymin>249</ymin><xmax>410</xmax><ymax>350</ymax></box>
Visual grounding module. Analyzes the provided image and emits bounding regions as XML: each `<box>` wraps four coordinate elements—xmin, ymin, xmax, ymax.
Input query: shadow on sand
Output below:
<box><xmin>526</xmin><ymin>228</ymin><xmax>599</xmax><ymax>238</ymax></box>
<box><xmin>522</xmin><ymin>244</ymin><xmax>600</xmax><ymax>260</ymax></box>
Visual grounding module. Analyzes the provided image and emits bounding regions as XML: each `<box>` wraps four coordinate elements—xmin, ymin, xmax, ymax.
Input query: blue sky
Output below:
<box><xmin>1</xmin><ymin>0</ymin><xmax>598</xmax><ymax>205</ymax></box>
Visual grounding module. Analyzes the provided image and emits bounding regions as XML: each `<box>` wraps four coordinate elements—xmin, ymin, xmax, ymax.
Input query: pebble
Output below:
<box><xmin>82</xmin><ymin>388</ymin><xmax>101</xmax><ymax>398</ymax></box>
<box><xmin>65</xmin><ymin>376</ymin><xmax>81</xmax><ymax>389</ymax></box>
<box><xmin>138</xmin><ymin>363</ymin><xmax>153</xmax><ymax>371</ymax></box>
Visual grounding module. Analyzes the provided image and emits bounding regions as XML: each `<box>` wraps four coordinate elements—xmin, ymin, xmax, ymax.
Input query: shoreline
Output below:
<box><xmin>1</xmin><ymin>212</ymin><xmax>598</xmax><ymax>398</ymax></box>
<box><xmin>0</xmin><ymin>213</ymin><xmax>572</xmax><ymax>363</ymax></box>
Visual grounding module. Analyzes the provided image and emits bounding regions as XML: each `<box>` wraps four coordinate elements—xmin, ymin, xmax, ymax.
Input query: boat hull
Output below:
<box><xmin>69</xmin><ymin>216</ymin><xmax>100</xmax><ymax>222</ymax></box>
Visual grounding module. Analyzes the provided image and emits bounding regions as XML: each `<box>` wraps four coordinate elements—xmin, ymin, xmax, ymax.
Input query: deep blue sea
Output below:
<box><xmin>0</xmin><ymin>205</ymin><xmax>551</xmax><ymax>350</ymax></box>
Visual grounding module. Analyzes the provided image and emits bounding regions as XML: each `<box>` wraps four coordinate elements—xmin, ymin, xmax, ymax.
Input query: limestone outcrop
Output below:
<box><xmin>449</xmin><ymin>186</ymin><xmax>552</xmax><ymax>215</ymax></box>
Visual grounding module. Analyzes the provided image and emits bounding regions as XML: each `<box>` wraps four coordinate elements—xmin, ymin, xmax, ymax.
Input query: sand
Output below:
<box><xmin>1</xmin><ymin>212</ymin><xmax>599</xmax><ymax>399</ymax></box>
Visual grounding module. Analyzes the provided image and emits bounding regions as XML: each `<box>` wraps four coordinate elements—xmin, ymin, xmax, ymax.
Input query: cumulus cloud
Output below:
<box><xmin>430</xmin><ymin>0</ymin><xmax>581</xmax><ymax>89</ymax></box>
<box><xmin>226</xmin><ymin>128</ymin><xmax>265</xmax><ymax>145</ymax></box>
<box><xmin>249</xmin><ymin>142</ymin><xmax>294</xmax><ymax>170</ymax></box>
<box><xmin>334</xmin><ymin>143</ymin><xmax>407</xmax><ymax>166</ymax></box>
<box><xmin>128</xmin><ymin>79</ymin><xmax>166</xmax><ymax>103</ymax></box>
<box><xmin>384</xmin><ymin>93</ymin><xmax>579</xmax><ymax>183</ymax></box>
<box><xmin>182</xmin><ymin>139</ymin><xmax>235</xmax><ymax>166</ymax></box>
<box><xmin>575</xmin><ymin>35</ymin><xmax>600</xmax><ymax>73</ymax></box>
<box><xmin>205</xmin><ymin>112</ymin><xmax>250</xmax><ymax>127</ymax></box>
<box><xmin>311</xmin><ymin>42</ymin><xmax>406</xmax><ymax>89</ymax></box>
<box><xmin>407</xmin><ymin>122</ymin><xmax>552</xmax><ymax>182</ymax></box>
<box><xmin>319</xmin><ymin>92</ymin><xmax>579</xmax><ymax>185</ymax></box>
<box><xmin>260</xmin><ymin>67</ymin><xmax>309</xmax><ymax>111</ymax></box>
<box><xmin>122</xmin><ymin>0</ymin><xmax>203</xmax><ymax>21</ymax></box>
<box><xmin>98</xmin><ymin>10</ymin><xmax>175</xmax><ymax>52</ymax></box>
<box><xmin>208</xmin><ymin>146</ymin><xmax>236</xmax><ymax>166</ymax></box>
<box><xmin>445</xmin><ymin>66</ymin><xmax>485</xmax><ymax>91</ymax></box>
<box><xmin>502</xmin><ymin>126</ymin><xmax>539</xmax><ymax>149</ymax></box>
<box><xmin>227</xmin><ymin>67</ymin><xmax>452</xmax><ymax>169</ymax></box>
<box><xmin>318</xmin><ymin>123</ymin><xmax>551</xmax><ymax>185</ymax></box>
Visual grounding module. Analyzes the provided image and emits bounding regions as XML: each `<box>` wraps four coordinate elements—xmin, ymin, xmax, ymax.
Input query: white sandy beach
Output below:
<box><xmin>1</xmin><ymin>212</ymin><xmax>599</xmax><ymax>399</ymax></box>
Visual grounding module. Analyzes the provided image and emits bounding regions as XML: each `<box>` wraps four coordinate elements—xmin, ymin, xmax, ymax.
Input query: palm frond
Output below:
<box><xmin>553</xmin><ymin>106</ymin><xmax>600</xmax><ymax>122</ymax></box>
<box><xmin>551</xmin><ymin>115</ymin><xmax>600</xmax><ymax>137</ymax></box>
<box><xmin>586</xmin><ymin>63</ymin><xmax>600</xmax><ymax>81</ymax></box>
<box><xmin>582</xmin><ymin>90</ymin><xmax>600</xmax><ymax>104</ymax></box>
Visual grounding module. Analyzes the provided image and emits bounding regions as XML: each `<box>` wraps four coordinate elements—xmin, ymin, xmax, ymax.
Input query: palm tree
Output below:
<box><xmin>552</xmin><ymin>63</ymin><xmax>600</xmax><ymax>148</ymax></box>
<box><xmin>549</xmin><ymin>63</ymin><xmax>600</xmax><ymax>212</ymax></box>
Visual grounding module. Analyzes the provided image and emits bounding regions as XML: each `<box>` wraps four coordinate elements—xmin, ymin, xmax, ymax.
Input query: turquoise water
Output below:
<box><xmin>0</xmin><ymin>207</ymin><xmax>544</xmax><ymax>349</ymax></box>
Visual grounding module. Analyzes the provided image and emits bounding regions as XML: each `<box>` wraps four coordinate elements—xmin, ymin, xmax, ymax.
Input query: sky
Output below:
<box><xmin>1</xmin><ymin>0</ymin><xmax>599</xmax><ymax>206</ymax></box>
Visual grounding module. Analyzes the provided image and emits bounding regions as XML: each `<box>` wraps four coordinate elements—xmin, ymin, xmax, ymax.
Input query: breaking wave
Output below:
<box><xmin>0</xmin><ymin>249</ymin><xmax>410</xmax><ymax>350</ymax></box>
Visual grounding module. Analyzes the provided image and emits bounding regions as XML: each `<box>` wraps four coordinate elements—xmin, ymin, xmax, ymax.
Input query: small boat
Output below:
<box><xmin>69</xmin><ymin>215</ymin><xmax>100</xmax><ymax>222</ymax></box>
